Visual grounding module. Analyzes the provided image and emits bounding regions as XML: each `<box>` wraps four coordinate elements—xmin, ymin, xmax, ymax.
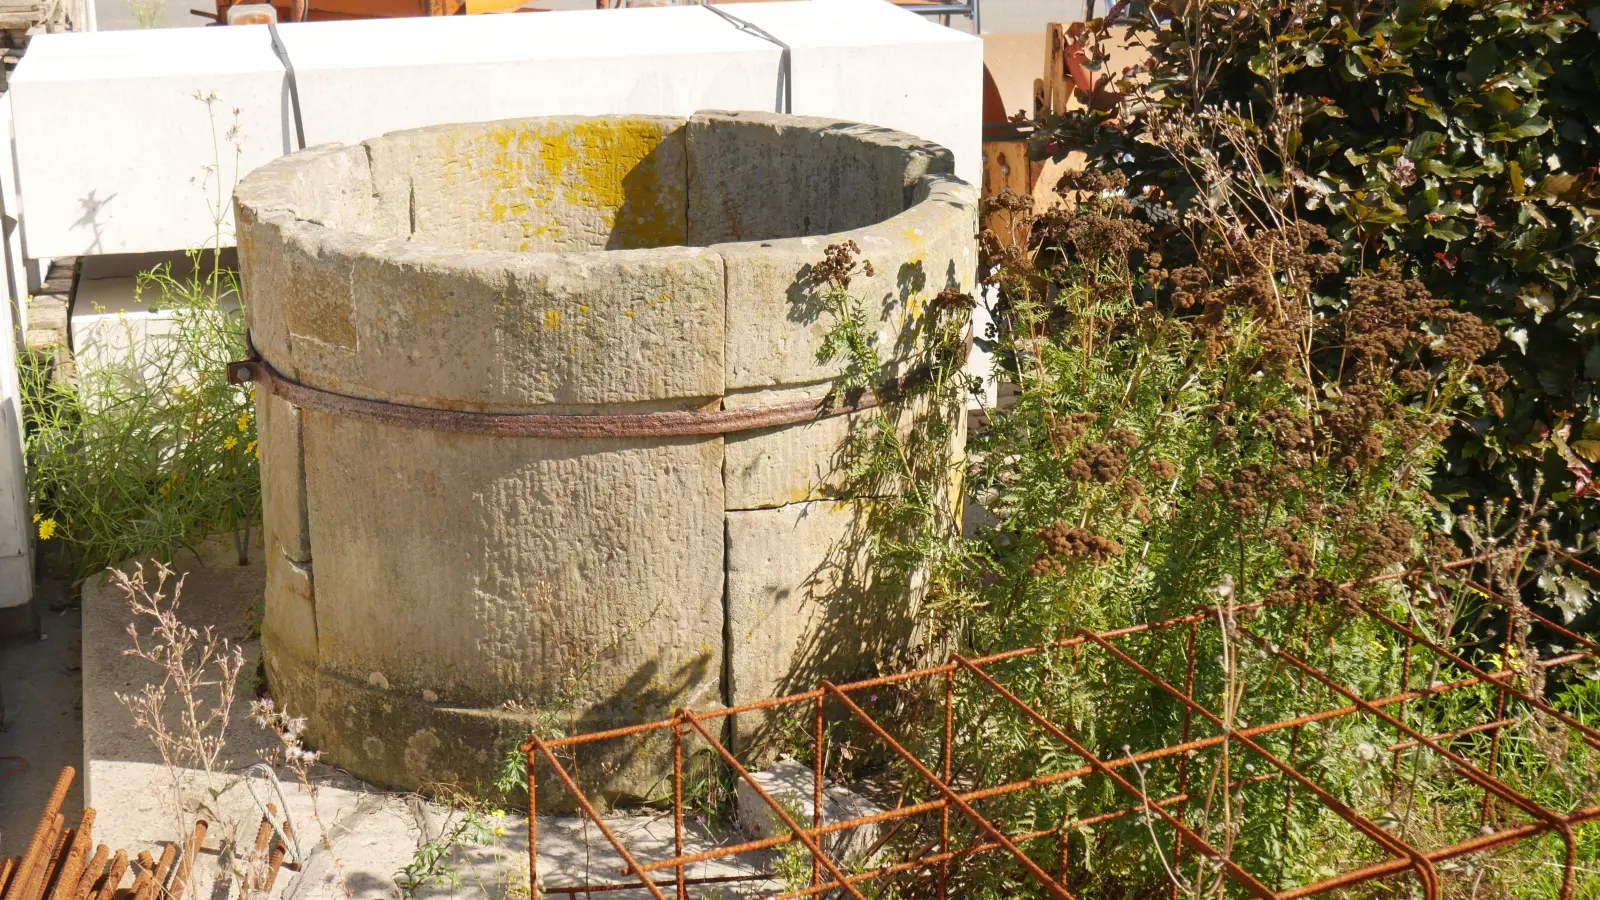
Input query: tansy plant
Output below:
<box><xmin>1037</xmin><ymin>0</ymin><xmax>1600</xmax><ymax>580</ymax></box>
<box><xmin>813</xmin><ymin>117</ymin><xmax>1600</xmax><ymax>897</ymax></box>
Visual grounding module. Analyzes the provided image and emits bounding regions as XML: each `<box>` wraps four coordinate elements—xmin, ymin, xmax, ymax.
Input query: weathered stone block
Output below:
<box><xmin>235</xmin><ymin>207</ymin><xmax>295</xmax><ymax>376</ymax></box>
<box><xmin>264</xmin><ymin>540</ymin><xmax>316</xmax><ymax>662</ymax></box>
<box><xmin>717</xmin><ymin>175</ymin><xmax>980</xmax><ymax>390</ymax></box>
<box><xmin>301</xmin><ymin>411</ymin><xmax>725</xmax><ymax>718</ymax></box>
<box><xmin>725</xmin><ymin>500</ymin><xmax>927</xmax><ymax>757</ymax></box>
<box><xmin>271</xmin><ymin>241</ymin><xmax>727</xmax><ymax>410</ymax></box>
<box><xmin>723</xmin><ymin>383</ymin><xmax>967</xmax><ymax>510</ymax></box>
<box><xmin>686</xmin><ymin>110</ymin><xmax>952</xmax><ymax>245</ymax></box>
<box><xmin>257</xmin><ymin>390</ymin><xmax>310</xmax><ymax>563</ymax></box>
<box><xmin>735</xmin><ymin>759</ymin><xmax>887</xmax><ymax>863</ymax></box>
<box><xmin>722</xmin><ymin>382</ymin><xmax>852</xmax><ymax>509</ymax></box>
<box><xmin>232</xmin><ymin>142</ymin><xmax>375</xmax><ymax>230</ymax></box>
<box><xmin>366</xmin><ymin>116</ymin><xmax>688</xmax><ymax>253</ymax></box>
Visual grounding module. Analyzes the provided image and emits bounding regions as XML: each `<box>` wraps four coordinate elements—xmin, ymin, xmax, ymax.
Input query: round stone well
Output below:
<box><xmin>234</xmin><ymin>110</ymin><xmax>977</xmax><ymax>797</ymax></box>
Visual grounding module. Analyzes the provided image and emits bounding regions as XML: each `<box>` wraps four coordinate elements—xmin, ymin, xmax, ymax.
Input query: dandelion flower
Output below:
<box><xmin>246</xmin><ymin>440</ymin><xmax>258</xmax><ymax>456</ymax></box>
<box><xmin>237</xmin><ymin>412</ymin><xmax>252</xmax><ymax>432</ymax></box>
<box><xmin>37</xmin><ymin>518</ymin><xmax>57</xmax><ymax>540</ymax></box>
<box><xmin>31</xmin><ymin>512</ymin><xmax>40</xmax><ymax>523</ymax></box>
<box><xmin>223</xmin><ymin>435</ymin><xmax>238</xmax><ymax>450</ymax></box>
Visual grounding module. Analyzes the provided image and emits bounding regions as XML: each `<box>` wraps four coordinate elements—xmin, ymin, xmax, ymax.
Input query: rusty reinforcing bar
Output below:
<box><xmin>0</xmin><ymin>768</ymin><xmax>290</xmax><ymax>900</ymax></box>
<box><xmin>521</xmin><ymin>547</ymin><xmax>1600</xmax><ymax>900</ymax></box>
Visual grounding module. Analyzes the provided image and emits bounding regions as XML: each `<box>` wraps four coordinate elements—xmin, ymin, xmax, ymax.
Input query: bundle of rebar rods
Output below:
<box><xmin>0</xmin><ymin>767</ymin><xmax>288</xmax><ymax>900</ymax></box>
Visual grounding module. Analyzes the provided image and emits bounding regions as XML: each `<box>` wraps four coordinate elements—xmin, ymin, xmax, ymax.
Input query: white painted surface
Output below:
<box><xmin>0</xmin><ymin>98</ymin><xmax>27</xmax><ymax>334</ymax></box>
<box><xmin>70</xmin><ymin>253</ymin><xmax>241</xmax><ymax>393</ymax></box>
<box><xmin>0</xmin><ymin>97</ymin><xmax>30</xmax><ymax>610</ymax></box>
<box><xmin>10</xmin><ymin>0</ymin><xmax>982</xmax><ymax>258</ymax></box>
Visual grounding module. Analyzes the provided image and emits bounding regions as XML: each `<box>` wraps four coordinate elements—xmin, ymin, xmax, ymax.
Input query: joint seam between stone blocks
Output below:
<box><xmin>291</xmin><ymin>403</ymin><xmax>313</xmax><ymax>565</ymax></box>
<box><xmin>721</xmin><ymin>513</ymin><xmax>735</xmax><ymax>719</ymax></box>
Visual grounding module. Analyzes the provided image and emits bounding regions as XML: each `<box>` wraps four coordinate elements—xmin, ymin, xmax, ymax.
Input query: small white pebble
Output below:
<box><xmin>422</xmin><ymin>689</ymin><xmax>439</xmax><ymax>703</ymax></box>
<box><xmin>368</xmin><ymin>671</ymin><xmax>390</xmax><ymax>690</ymax></box>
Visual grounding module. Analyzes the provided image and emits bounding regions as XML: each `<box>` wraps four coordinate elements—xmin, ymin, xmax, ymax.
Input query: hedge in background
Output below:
<box><xmin>1039</xmin><ymin>0</ymin><xmax>1600</xmax><ymax>561</ymax></box>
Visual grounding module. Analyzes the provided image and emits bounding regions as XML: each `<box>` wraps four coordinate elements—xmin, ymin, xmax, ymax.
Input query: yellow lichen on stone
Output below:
<box><xmin>543</xmin><ymin>308</ymin><xmax>563</xmax><ymax>330</ymax></box>
<box><xmin>901</xmin><ymin>227</ymin><xmax>928</xmax><ymax>267</ymax></box>
<box><xmin>451</xmin><ymin>118</ymin><xmax>686</xmax><ymax>253</ymax></box>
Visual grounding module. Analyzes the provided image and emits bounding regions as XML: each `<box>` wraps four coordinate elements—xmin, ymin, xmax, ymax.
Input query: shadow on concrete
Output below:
<box><xmin>0</xmin><ymin>589</ymin><xmax>84</xmax><ymax>856</ymax></box>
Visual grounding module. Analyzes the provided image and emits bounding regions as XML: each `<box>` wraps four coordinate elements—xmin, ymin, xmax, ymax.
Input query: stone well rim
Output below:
<box><xmin>234</xmin><ymin>110</ymin><xmax>979</xmax><ymax>413</ymax></box>
<box><xmin>235</xmin><ymin>110</ymin><xmax>970</xmax><ymax>266</ymax></box>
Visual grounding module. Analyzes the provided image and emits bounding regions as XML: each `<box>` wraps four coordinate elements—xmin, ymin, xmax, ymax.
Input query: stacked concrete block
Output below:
<box><xmin>735</xmin><ymin>759</ymin><xmax>888</xmax><ymax>863</ymax></box>
<box><xmin>235</xmin><ymin>111</ymin><xmax>977</xmax><ymax>801</ymax></box>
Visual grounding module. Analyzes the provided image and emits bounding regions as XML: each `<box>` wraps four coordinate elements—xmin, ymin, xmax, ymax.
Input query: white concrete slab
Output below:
<box><xmin>734</xmin><ymin>758</ymin><xmax>886</xmax><ymax>863</ymax></box>
<box><xmin>11</xmin><ymin>0</ymin><xmax>982</xmax><ymax>257</ymax></box>
<box><xmin>1</xmin><ymin>96</ymin><xmax>29</xmax><ymax>334</ymax></box>
<box><xmin>0</xmin><ymin>95</ymin><xmax>29</xmax><ymax>611</ymax></box>
<box><xmin>70</xmin><ymin>250</ymin><xmax>241</xmax><ymax>383</ymax></box>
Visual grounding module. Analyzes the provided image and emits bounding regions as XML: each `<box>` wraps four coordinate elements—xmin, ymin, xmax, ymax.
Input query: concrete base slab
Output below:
<box><xmin>734</xmin><ymin>759</ymin><xmax>885</xmax><ymax>865</ymax></box>
<box><xmin>79</xmin><ymin>537</ymin><xmax>776</xmax><ymax>899</ymax></box>
<box><xmin>0</xmin><ymin>590</ymin><xmax>83</xmax><ymax>856</ymax></box>
<box><xmin>534</xmin><ymin>816</ymin><xmax>777</xmax><ymax>898</ymax></box>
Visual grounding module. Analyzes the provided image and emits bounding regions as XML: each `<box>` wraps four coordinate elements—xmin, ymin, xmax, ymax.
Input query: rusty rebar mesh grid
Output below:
<box><xmin>522</xmin><ymin>550</ymin><xmax>1600</xmax><ymax>900</ymax></box>
<box><xmin>0</xmin><ymin>767</ymin><xmax>291</xmax><ymax>900</ymax></box>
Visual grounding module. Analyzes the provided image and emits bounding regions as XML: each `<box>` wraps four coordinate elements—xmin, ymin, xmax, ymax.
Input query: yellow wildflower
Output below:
<box><xmin>246</xmin><ymin>440</ymin><xmax>258</xmax><ymax>456</ymax></box>
<box><xmin>223</xmin><ymin>435</ymin><xmax>238</xmax><ymax>450</ymax></box>
<box><xmin>37</xmin><ymin>518</ymin><xmax>57</xmax><ymax>540</ymax></box>
<box><xmin>31</xmin><ymin>512</ymin><xmax>40</xmax><ymax>523</ymax></box>
<box><xmin>237</xmin><ymin>412</ymin><xmax>252</xmax><ymax>432</ymax></box>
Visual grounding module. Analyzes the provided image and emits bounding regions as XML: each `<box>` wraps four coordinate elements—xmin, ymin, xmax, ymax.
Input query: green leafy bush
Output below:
<box><xmin>813</xmin><ymin>58</ymin><xmax>1600</xmax><ymax>886</ymax></box>
<box><xmin>24</xmin><ymin>253</ymin><xmax>259</xmax><ymax>581</ymax></box>
<box><xmin>936</xmin><ymin>168</ymin><xmax>1597</xmax><ymax>897</ymax></box>
<box><xmin>1038</xmin><ymin>0</ymin><xmax>1600</xmax><ymax>553</ymax></box>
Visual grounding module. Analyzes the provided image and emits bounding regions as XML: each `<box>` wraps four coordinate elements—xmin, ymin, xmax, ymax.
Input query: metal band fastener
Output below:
<box><xmin>226</xmin><ymin>343</ymin><xmax>962</xmax><ymax>438</ymax></box>
<box><xmin>699</xmin><ymin>1</ymin><xmax>792</xmax><ymax>115</ymax></box>
<box><xmin>267</xmin><ymin>20</ymin><xmax>307</xmax><ymax>152</ymax></box>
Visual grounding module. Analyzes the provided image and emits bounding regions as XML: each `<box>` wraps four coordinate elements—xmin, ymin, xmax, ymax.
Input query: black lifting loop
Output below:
<box><xmin>700</xmin><ymin>1</ymin><xmax>792</xmax><ymax>115</ymax></box>
<box><xmin>268</xmin><ymin>19</ymin><xmax>307</xmax><ymax>152</ymax></box>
